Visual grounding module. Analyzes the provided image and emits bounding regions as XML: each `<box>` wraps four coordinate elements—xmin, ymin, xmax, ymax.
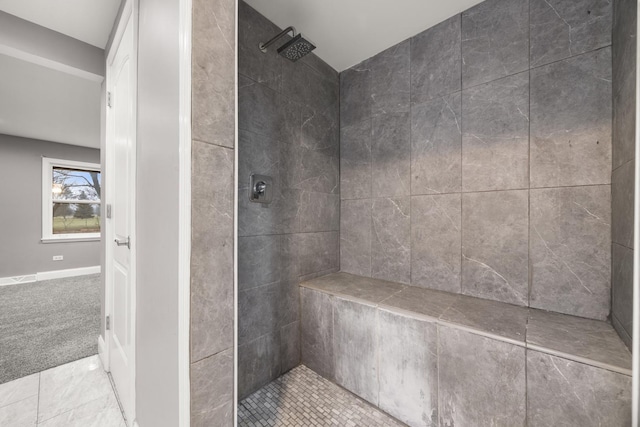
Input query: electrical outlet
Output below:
<box><xmin>52</xmin><ymin>255</ymin><xmax>63</xmax><ymax>261</ymax></box>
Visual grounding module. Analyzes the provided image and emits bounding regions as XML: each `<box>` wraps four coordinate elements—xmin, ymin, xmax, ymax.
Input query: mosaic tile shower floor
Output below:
<box><xmin>238</xmin><ymin>365</ymin><xmax>406</xmax><ymax>427</ymax></box>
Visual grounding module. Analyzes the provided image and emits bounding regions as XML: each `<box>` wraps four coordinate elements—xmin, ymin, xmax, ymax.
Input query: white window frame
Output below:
<box><xmin>42</xmin><ymin>157</ymin><xmax>101</xmax><ymax>242</ymax></box>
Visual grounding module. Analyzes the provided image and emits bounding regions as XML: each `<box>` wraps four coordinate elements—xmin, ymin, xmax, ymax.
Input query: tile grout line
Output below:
<box><xmin>107</xmin><ymin>372</ymin><xmax>127</xmax><ymax>425</ymax></box>
<box><xmin>609</xmin><ymin>0</ymin><xmax>615</xmax><ymax>313</ymax></box>
<box><xmin>528</xmin><ymin>0</ymin><xmax>533</xmax><ymax>310</ymax></box>
<box><xmin>192</xmin><ymin>345</ymin><xmax>235</xmax><ymax>365</ymax></box>
<box><xmin>369</xmin><ymin>81</ymin><xmax>373</xmax><ymax>280</ymax></box>
<box><xmin>612</xmin><ymin>240</ymin><xmax>635</xmax><ymax>252</ymax></box>
<box><xmin>375</xmin><ymin>308</ymin><xmax>380</xmax><ymax>408</ymax></box>
<box><xmin>339</xmin><ymin>181</ymin><xmax>614</xmax><ymax>203</ymax></box>
<box><xmin>331</xmin><ymin>293</ymin><xmax>337</xmax><ymax>390</ymax></box>
<box><xmin>529</xmin><ymin>43</ymin><xmax>612</xmax><ymax>73</ymax></box>
<box><xmin>611</xmin><ymin>154</ymin><xmax>636</xmax><ymax>174</ymax></box>
<box><xmin>337</xmin><ymin>60</ymin><xmax>342</xmax><ymax>277</ymax></box>
<box><xmin>238</xmin><ymin>229</ymin><xmax>340</xmax><ymax>239</ymax></box>
<box><xmin>526</xmin><ymin>0</ymin><xmax>531</xmax><ymax>401</ymax></box>
<box><xmin>459</xmin><ymin>12</ymin><xmax>464</xmax><ymax>296</ymax></box>
<box><xmin>436</xmin><ymin>322</ymin><xmax>441</xmax><ymax>425</ymax></box>
<box><xmin>409</xmin><ymin>35</ymin><xmax>414</xmax><ymax>288</ymax></box>
<box><xmin>611</xmin><ymin>312</ymin><xmax>633</xmax><ymax>345</ymax></box>
<box><xmin>377</xmin><ymin>286</ymin><xmax>408</xmax><ymax>307</ymax></box>
<box><xmin>0</xmin><ymin>394</ymin><xmax>37</xmax><ymax>412</ymax></box>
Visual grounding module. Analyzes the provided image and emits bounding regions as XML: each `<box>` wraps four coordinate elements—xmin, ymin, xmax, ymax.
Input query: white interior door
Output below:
<box><xmin>106</xmin><ymin>7</ymin><xmax>136</xmax><ymax>424</ymax></box>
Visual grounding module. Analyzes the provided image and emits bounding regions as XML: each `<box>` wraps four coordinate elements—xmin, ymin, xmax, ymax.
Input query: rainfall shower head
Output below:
<box><xmin>277</xmin><ymin>34</ymin><xmax>316</xmax><ymax>61</ymax></box>
<box><xmin>260</xmin><ymin>26</ymin><xmax>316</xmax><ymax>62</ymax></box>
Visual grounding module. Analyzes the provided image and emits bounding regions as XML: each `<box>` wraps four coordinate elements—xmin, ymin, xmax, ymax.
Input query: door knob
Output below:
<box><xmin>114</xmin><ymin>237</ymin><xmax>130</xmax><ymax>249</ymax></box>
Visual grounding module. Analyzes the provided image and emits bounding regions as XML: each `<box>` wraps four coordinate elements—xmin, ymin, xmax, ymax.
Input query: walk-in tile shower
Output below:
<box><xmin>237</xmin><ymin>0</ymin><xmax>340</xmax><ymax>399</ymax></box>
<box><xmin>193</xmin><ymin>0</ymin><xmax>637</xmax><ymax>425</ymax></box>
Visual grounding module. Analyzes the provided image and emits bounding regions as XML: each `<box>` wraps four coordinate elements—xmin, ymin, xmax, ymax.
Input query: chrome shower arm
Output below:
<box><xmin>259</xmin><ymin>26</ymin><xmax>297</xmax><ymax>53</ymax></box>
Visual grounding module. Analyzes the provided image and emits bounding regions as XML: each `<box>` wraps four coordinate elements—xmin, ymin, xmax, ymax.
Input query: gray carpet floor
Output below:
<box><xmin>0</xmin><ymin>274</ymin><xmax>100</xmax><ymax>384</ymax></box>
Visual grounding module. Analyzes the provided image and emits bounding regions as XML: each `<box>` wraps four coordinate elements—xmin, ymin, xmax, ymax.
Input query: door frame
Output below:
<box><xmin>103</xmin><ymin>0</ymin><xmax>137</xmax><ymax>423</ymax></box>
<box><xmin>178</xmin><ymin>0</ymin><xmax>193</xmax><ymax>425</ymax></box>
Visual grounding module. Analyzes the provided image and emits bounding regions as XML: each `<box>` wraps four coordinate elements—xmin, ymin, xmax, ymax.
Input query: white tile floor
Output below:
<box><xmin>0</xmin><ymin>355</ymin><xmax>126</xmax><ymax>427</ymax></box>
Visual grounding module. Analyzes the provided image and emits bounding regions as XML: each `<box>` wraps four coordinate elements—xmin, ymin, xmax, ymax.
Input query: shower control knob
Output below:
<box><xmin>249</xmin><ymin>174</ymin><xmax>273</xmax><ymax>204</ymax></box>
<box><xmin>255</xmin><ymin>181</ymin><xmax>267</xmax><ymax>195</ymax></box>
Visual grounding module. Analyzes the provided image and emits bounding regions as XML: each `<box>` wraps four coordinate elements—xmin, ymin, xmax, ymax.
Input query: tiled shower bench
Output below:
<box><xmin>299</xmin><ymin>273</ymin><xmax>632</xmax><ymax>427</ymax></box>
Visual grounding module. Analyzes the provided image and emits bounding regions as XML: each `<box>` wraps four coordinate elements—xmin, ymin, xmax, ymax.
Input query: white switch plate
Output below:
<box><xmin>52</xmin><ymin>255</ymin><xmax>63</xmax><ymax>261</ymax></box>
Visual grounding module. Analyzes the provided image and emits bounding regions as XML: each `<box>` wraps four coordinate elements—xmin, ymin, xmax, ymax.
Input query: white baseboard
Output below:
<box><xmin>37</xmin><ymin>265</ymin><xmax>101</xmax><ymax>281</ymax></box>
<box><xmin>0</xmin><ymin>265</ymin><xmax>101</xmax><ymax>286</ymax></box>
<box><xmin>0</xmin><ymin>274</ymin><xmax>37</xmax><ymax>286</ymax></box>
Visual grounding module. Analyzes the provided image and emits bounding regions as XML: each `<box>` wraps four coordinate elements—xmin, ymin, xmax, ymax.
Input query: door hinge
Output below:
<box><xmin>106</xmin><ymin>204</ymin><xmax>112</xmax><ymax>219</ymax></box>
<box><xmin>107</xmin><ymin>91</ymin><xmax>112</xmax><ymax>108</ymax></box>
<box><xmin>106</xmin><ymin>315</ymin><xmax>111</xmax><ymax>331</ymax></box>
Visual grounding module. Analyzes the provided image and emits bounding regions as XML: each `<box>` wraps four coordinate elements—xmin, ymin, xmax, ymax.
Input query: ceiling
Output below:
<box><xmin>0</xmin><ymin>0</ymin><xmax>121</xmax><ymax>48</ymax></box>
<box><xmin>0</xmin><ymin>54</ymin><xmax>101</xmax><ymax>148</ymax></box>
<box><xmin>245</xmin><ymin>0</ymin><xmax>485</xmax><ymax>71</ymax></box>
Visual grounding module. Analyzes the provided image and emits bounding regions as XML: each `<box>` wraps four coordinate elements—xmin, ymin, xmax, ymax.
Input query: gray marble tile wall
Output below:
<box><xmin>237</xmin><ymin>1</ymin><xmax>340</xmax><ymax>398</ymax></box>
<box><xmin>190</xmin><ymin>0</ymin><xmax>236</xmax><ymax>425</ymax></box>
<box><xmin>340</xmin><ymin>0</ymin><xmax>614</xmax><ymax>320</ymax></box>
<box><xmin>612</xmin><ymin>0</ymin><xmax>636</xmax><ymax>350</ymax></box>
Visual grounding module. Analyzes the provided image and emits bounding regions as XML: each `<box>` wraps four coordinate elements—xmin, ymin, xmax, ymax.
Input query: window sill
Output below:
<box><xmin>41</xmin><ymin>236</ymin><xmax>101</xmax><ymax>244</ymax></box>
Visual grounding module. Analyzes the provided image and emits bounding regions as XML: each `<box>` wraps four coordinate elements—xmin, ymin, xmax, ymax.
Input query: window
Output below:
<box><xmin>42</xmin><ymin>158</ymin><xmax>101</xmax><ymax>241</ymax></box>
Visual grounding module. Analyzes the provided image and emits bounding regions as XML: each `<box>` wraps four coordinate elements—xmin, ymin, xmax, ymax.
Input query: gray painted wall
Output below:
<box><xmin>612</xmin><ymin>0</ymin><xmax>636</xmax><ymax>350</ymax></box>
<box><xmin>236</xmin><ymin>1</ymin><xmax>340</xmax><ymax>399</ymax></box>
<box><xmin>189</xmin><ymin>0</ymin><xmax>236</xmax><ymax>424</ymax></box>
<box><xmin>0</xmin><ymin>134</ymin><xmax>100</xmax><ymax>277</ymax></box>
<box><xmin>340</xmin><ymin>0</ymin><xmax>613</xmax><ymax>321</ymax></box>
